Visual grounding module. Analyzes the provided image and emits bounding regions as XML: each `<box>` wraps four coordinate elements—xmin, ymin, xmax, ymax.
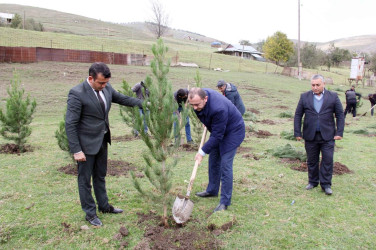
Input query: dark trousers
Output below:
<box><xmin>206</xmin><ymin>146</ymin><xmax>238</xmax><ymax>206</ymax></box>
<box><xmin>305</xmin><ymin>132</ymin><xmax>335</xmax><ymax>188</ymax></box>
<box><xmin>77</xmin><ymin>140</ymin><xmax>109</xmax><ymax>216</ymax></box>
<box><xmin>344</xmin><ymin>102</ymin><xmax>357</xmax><ymax>117</ymax></box>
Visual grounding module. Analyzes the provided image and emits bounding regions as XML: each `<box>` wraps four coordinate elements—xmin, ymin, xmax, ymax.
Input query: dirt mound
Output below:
<box><xmin>256</xmin><ymin>130</ymin><xmax>273</xmax><ymax>138</ymax></box>
<box><xmin>112</xmin><ymin>134</ymin><xmax>139</xmax><ymax>142</ymax></box>
<box><xmin>58</xmin><ymin>160</ymin><xmax>138</xmax><ymax>176</ymax></box>
<box><xmin>0</xmin><ymin>143</ymin><xmax>33</xmax><ymax>154</ymax></box>
<box><xmin>135</xmin><ymin>211</ymin><xmax>221</xmax><ymax>249</ymax></box>
<box><xmin>242</xmin><ymin>153</ymin><xmax>260</xmax><ymax>160</ymax></box>
<box><xmin>274</xmin><ymin>105</ymin><xmax>289</xmax><ymax>109</ymax></box>
<box><xmin>259</xmin><ymin>119</ymin><xmax>276</xmax><ymax>125</ymax></box>
<box><xmin>246</xmin><ymin>108</ymin><xmax>260</xmax><ymax>114</ymax></box>
<box><xmin>285</xmin><ymin>159</ymin><xmax>353</xmax><ymax>175</ymax></box>
<box><xmin>237</xmin><ymin>146</ymin><xmax>252</xmax><ymax>154</ymax></box>
<box><xmin>181</xmin><ymin>143</ymin><xmax>198</xmax><ymax>152</ymax></box>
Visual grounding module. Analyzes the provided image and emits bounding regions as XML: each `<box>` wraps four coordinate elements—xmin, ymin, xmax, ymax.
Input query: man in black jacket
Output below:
<box><xmin>368</xmin><ymin>93</ymin><xmax>376</xmax><ymax>116</ymax></box>
<box><xmin>65</xmin><ymin>62</ymin><xmax>142</xmax><ymax>226</ymax></box>
<box><xmin>344</xmin><ymin>85</ymin><xmax>361</xmax><ymax>118</ymax></box>
<box><xmin>294</xmin><ymin>74</ymin><xmax>344</xmax><ymax>195</ymax></box>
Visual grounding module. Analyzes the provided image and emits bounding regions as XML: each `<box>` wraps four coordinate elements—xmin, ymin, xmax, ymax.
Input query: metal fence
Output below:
<box><xmin>0</xmin><ymin>46</ymin><xmax>150</xmax><ymax>65</ymax></box>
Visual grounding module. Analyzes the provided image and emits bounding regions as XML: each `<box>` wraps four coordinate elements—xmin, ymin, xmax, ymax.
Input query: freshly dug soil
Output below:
<box><xmin>0</xmin><ymin>143</ymin><xmax>33</xmax><ymax>154</ymax></box>
<box><xmin>259</xmin><ymin>119</ymin><xmax>276</xmax><ymax>125</ymax></box>
<box><xmin>58</xmin><ymin>160</ymin><xmax>138</xmax><ymax>176</ymax></box>
<box><xmin>256</xmin><ymin>130</ymin><xmax>273</xmax><ymax>138</ymax></box>
<box><xmin>246</xmin><ymin>108</ymin><xmax>260</xmax><ymax>114</ymax></box>
<box><xmin>283</xmin><ymin>159</ymin><xmax>353</xmax><ymax>175</ymax></box>
<box><xmin>134</xmin><ymin>211</ymin><xmax>221</xmax><ymax>249</ymax></box>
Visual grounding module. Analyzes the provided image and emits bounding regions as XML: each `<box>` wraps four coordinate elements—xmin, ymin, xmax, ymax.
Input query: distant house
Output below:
<box><xmin>0</xmin><ymin>12</ymin><xmax>14</xmax><ymax>25</ymax></box>
<box><xmin>215</xmin><ymin>44</ymin><xmax>266</xmax><ymax>62</ymax></box>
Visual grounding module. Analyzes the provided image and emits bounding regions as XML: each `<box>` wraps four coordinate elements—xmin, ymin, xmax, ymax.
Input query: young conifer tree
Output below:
<box><xmin>55</xmin><ymin>110</ymin><xmax>75</xmax><ymax>165</ymax></box>
<box><xmin>188</xmin><ymin>70</ymin><xmax>204</xmax><ymax>143</ymax></box>
<box><xmin>129</xmin><ymin>39</ymin><xmax>188</xmax><ymax>227</ymax></box>
<box><xmin>119</xmin><ymin>80</ymin><xmax>139</xmax><ymax>136</ymax></box>
<box><xmin>0</xmin><ymin>73</ymin><xmax>37</xmax><ymax>152</ymax></box>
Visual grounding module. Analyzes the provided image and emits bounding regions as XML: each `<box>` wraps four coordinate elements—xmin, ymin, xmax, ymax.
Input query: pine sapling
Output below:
<box><xmin>0</xmin><ymin>73</ymin><xmax>37</xmax><ymax>152</ymax></box>
<box><xmin>130</xmin><ymin>39</ymin><xmax>188</xmax><ymax>227</ymax></box>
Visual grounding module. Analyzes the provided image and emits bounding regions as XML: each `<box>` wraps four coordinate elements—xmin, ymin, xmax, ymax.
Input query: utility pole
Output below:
<box><xmin>298</xmin><ymin>0</ymin><xmax>302</xmax><ymax>80</ymax></box>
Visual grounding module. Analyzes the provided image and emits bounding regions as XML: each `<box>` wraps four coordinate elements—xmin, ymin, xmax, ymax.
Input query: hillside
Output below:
<box><xmin>316</xmin><ymin>35</ymin><xmax>376</xmax><ymax>54</ymax></box>
<box><xmin>0</xmin><ymin>4</ymin><xmax>220</xmax><ymax>44</ymax></box>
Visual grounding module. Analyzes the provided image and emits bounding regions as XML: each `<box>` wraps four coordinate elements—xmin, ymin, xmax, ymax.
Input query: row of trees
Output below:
<box><xmin>260</xmin><ymin>31</ymin><xmax>355</xmax><ymax>71</ymax></box>
<box><xmin>0</xmin><ymin>13</ymin><xmax>44</xmax><ymax>31</ymax></box>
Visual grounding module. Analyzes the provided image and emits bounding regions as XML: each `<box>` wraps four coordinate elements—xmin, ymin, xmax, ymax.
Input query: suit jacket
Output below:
<box><xmin>195</xmin><ymin>88</ymin><xmax>245</xmax><ymax>155</ymax></box>
<box><xmin>65</xmin><ymin>80</ymin><xmax>142</xmax><ymax>155</ymax></box>
<box><xmin>294</xmin><ymin>90</ymin><xmax>344</xmax><ymax>141</ymax></box>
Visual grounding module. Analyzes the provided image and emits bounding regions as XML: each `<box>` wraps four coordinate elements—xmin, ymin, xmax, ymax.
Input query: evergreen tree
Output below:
<box><xmin>119</xmin><ymin>80</ymin><xmax>139</xmax><ymax>136</ymax></box>
<box><xmin>0</xmin><ymin>73</ymin><xmax>37</xmax><ymax>152</ymax></box>
<box><xmin>188</xmin><ymin>70</ymin><xmax>204</xmax><ymax>144</ymax></box>
<box><xmin>130</xmin><ymin>39</ymin><xmax>188</xmax><ymax>227</ymax></box>
<box><xmin>55</xmin><ymin>110</ymin><xmax>75</xmax><ymax>165</ymax></box>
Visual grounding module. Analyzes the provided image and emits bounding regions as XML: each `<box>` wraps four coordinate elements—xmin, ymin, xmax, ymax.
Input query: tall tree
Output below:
<box><xmin>10</xmin><ymin>13</ymin><xmax>22</xmax><ymax>29</ymax></box>
<box><xmin>263</xmin><ymin>31</ymin><xmax>294</xmax><ymax>71</ymax></box>
<box><xmin>0</xmin><ymin>73</ymin><xmax>37</xmax><ymax>152</ymax></box>
<box><xmin>129</xmin><ymin>39</ymin><xmax>188</xmax><ymax>227</ymax></box>
<box><xmin>147</xmin><ymin>0</ymin><xmax>169</xmax><ymax>39</ymax></box>
<box><xmin>239</xmin><ymin>40</ymin><xmax>251</xmax><ymax>46</ymax></box>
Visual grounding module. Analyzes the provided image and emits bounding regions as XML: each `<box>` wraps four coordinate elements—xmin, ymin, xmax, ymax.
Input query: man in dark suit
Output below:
<box><xmin>188</xmin><ymin>87</ymin><xmax>245</xmax><ymax>212</ymax></box>
<box><xmin>65</xmin><ymin>62</ymin><xmax>142</xmax><ymax>226</ymax></box>
<box><xmin>294</xmin><ymin>74</ymin><xmax>344</xmax><ymax>195</ymax></box>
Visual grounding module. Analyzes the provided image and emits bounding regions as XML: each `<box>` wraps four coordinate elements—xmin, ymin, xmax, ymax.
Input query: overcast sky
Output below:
<box><xmin>1</xmin><ymin>0</ymin><xmax>375</xmax><ymax>44</ymax></box>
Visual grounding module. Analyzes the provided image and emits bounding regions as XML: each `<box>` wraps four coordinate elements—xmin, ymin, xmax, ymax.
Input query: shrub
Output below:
<box><xmin>0</xmin><ymin>73</ymin><xmax>37</xmax><ymax>152</ymax></box>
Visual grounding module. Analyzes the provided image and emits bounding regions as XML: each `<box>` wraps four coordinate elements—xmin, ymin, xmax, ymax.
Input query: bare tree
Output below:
<box><xmin>147</xmin><ymin>0</ymin><xmax>169</xmax><ymax>39</ymax></box>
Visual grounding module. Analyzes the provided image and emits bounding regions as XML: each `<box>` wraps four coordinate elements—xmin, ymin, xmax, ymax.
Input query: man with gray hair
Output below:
<box><xmin>294</xmin><ymin>74</ymin><xmax>344</xmax><ymax>195</ymax></box>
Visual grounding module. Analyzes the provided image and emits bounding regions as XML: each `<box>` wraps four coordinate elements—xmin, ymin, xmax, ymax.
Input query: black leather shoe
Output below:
<box><xmin>85</xmin><ymin>215</ymin><xmax>103</xmax><ymax>226</ymax></box>
<box><xmin>195</xmin><ymin>191</ymin><xmax>218</xmax><ymax>198</ymax></box>
<box><xmin>100</xmin><ymin>205</ymin><xmax>123</xmax><ymax>214</ymax></box>
<box><xmin>323</xmin><ymin>187</ymin><xmax>333</xmax><ymax>195</ymax></box>
<box><xmin>213</xmin><ymin>204</ymin><xmax>228</xmax><ymax>212</ymax></box>
<box><xmin>305</xmin><ymin>183</ymin><xmax>317</xmax><ymax>190</ymax></box>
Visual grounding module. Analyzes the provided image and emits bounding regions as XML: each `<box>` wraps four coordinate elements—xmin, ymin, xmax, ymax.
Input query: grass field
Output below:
<box><xmin>1</xmin><ymin>58</ymin><xmax>376</xmax><ymax>249</ymax></box>
<box><xmin>1</xmin><ymin>5</ymin><xmax>376</xmax><ymax>248</ymax></box>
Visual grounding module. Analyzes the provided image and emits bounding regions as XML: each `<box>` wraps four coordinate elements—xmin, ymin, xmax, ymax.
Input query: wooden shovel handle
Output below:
<box><xmin>186</xmin><ymin>126</ymin><xmax>208</xmax><ymax>195</ymax></box>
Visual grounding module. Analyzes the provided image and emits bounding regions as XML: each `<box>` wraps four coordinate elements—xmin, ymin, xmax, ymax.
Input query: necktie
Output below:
<box><xmin>95</xmin><ymin>90</ymin><xmax>106</xmax><ymax>115</ymax></box>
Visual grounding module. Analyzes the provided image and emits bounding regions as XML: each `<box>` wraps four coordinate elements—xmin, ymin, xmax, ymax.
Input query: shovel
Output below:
<box><xmin>172</xmin><ymin>126</ymin><xmax>208</xmax><ymax>224</ymax></box>
<box><xmin>361</xmin><ymin>104</ymin><xmax>376</xmax><ymax>116</ymax></box>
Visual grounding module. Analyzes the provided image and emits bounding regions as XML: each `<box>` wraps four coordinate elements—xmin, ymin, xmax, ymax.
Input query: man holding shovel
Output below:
<box><xmin>188</xmin><ymin>87</ymin><xmax>245</xmax><ymax>212</ymax></box>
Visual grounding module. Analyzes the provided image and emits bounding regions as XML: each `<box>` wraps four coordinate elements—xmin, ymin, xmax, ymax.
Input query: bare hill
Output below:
<box><xmin>316</xmin><ymin>35</ymin><xmax>376</xmax><ymax>54</ymax></box>
<box><xmin>0</xmin><ymin>4</ymin><xmax>221</xmax><ymax>44</ymax></box>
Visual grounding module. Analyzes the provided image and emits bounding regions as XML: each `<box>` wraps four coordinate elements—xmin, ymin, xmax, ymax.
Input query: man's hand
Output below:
<box><xmin>194</xmin><ymin>153</ymin><xmax>203</xmax><ymax>165</ymax></box>
<box><xmin>74</xmin><ymin>152</ymin><xmax>86</xmax><ymax>162</ymax></box>
<box><xmin>296</xmin><ymin>137</ymin><xmax>302</xmax><ymax>141</ymax></box>
<box><xmin>334</xmin><ymin>136</ymin><xmax>342</xmax><ymax>140</ymax></box>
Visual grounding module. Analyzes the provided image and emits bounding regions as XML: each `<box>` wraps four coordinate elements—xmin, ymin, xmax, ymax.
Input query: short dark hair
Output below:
<box><xmin>189</xmin><ymin>87</ymin><xmax>207</xmax><ymax>100</ymax></box>
<box><xmin>89</xmin><ymin>62</ymin><xmax>111</xmax><ymax>80</ymax></box>
<box><xmin>177</xmin><ymin>88</ymin><xmax>187</xmax><ymax>97</ymax></box>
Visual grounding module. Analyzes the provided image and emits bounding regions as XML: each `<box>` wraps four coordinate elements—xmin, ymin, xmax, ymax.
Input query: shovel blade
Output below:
<box><xmin>172</xmin><ymin>195</ymin><xmax>194</xmax><ymax>224</ymax></box>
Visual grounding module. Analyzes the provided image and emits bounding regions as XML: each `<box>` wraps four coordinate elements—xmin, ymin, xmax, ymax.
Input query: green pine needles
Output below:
<box><xmin>55</xmin><ymin>110</ymin><xmax>75</xmax><ymax>165</ymax></box>
<box><xmin>128</xmin><ymin>39</ymin><xmax>189</xmax><ymax>227</ymax></box>
<box><xmin>0</xmin><ymin>73</ymin><xmax>37</xmax><ymax>152</ymax></box>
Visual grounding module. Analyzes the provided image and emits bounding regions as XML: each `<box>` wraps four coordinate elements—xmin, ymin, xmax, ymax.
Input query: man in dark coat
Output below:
<box><xmin>173</xmin><ymin>88</ymin><xmax>193</xmax><ymax>143</ymax></box>
<box><xmin>132</xmin><ymin>81</ymin><xmax>149</xmax><ymax>135</ymax></box>
<box><xmin>188</xmin><ymin>87</ymin><xmax>245</xmax><ymax>212</ymax></box>
<box><xmin>294</xmin><ymin>74</ymin><xmax>344</xmax><ymax>195</ymax></box>
<box><xmin>344</xmin><ymin>85</ymin><xmax>361</xmax><ymax>118</ymax></box>
<box><xmin>368</xmin><ymin>93</ymin><xmax>376</xmax><ymax>116</ymax></box>
<box><xmin>217</xmin><ymin>80</ymin><xmax>245</xmax><ymax>115</ymax></box>
<box><xmin>65</xmin><ymin>62</ymin><xmax>142</xmax><ymax>226</ymax></box>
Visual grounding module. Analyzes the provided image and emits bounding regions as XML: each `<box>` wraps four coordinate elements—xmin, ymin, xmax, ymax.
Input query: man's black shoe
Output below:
<box><xmin>85</xmin><ymin>215</ymin><xmax>103</xmax><ymax>226</ymax></box>
<box><xmin>100</xmin><ymin>205</ymin><xmax>123</xmax><ymax>214</ymax></box>
<box><xmin>195</xmin><ymin>191</ymin><xmax>218</xmax><ymax>198</ymax></box>
<box><xmin>305</xmin><ymin>183</ymin><xmax>317</xmax><ymax>190</ymax></box>
<box><xmin>323</xmin><ymin>187</ymin><xmax>333</xmax><ymax>195</ymax></box>
<box><xmin>213</xmin><ymin>203</ymin><xmax>228</xmax><ymax>212</ymax></box>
